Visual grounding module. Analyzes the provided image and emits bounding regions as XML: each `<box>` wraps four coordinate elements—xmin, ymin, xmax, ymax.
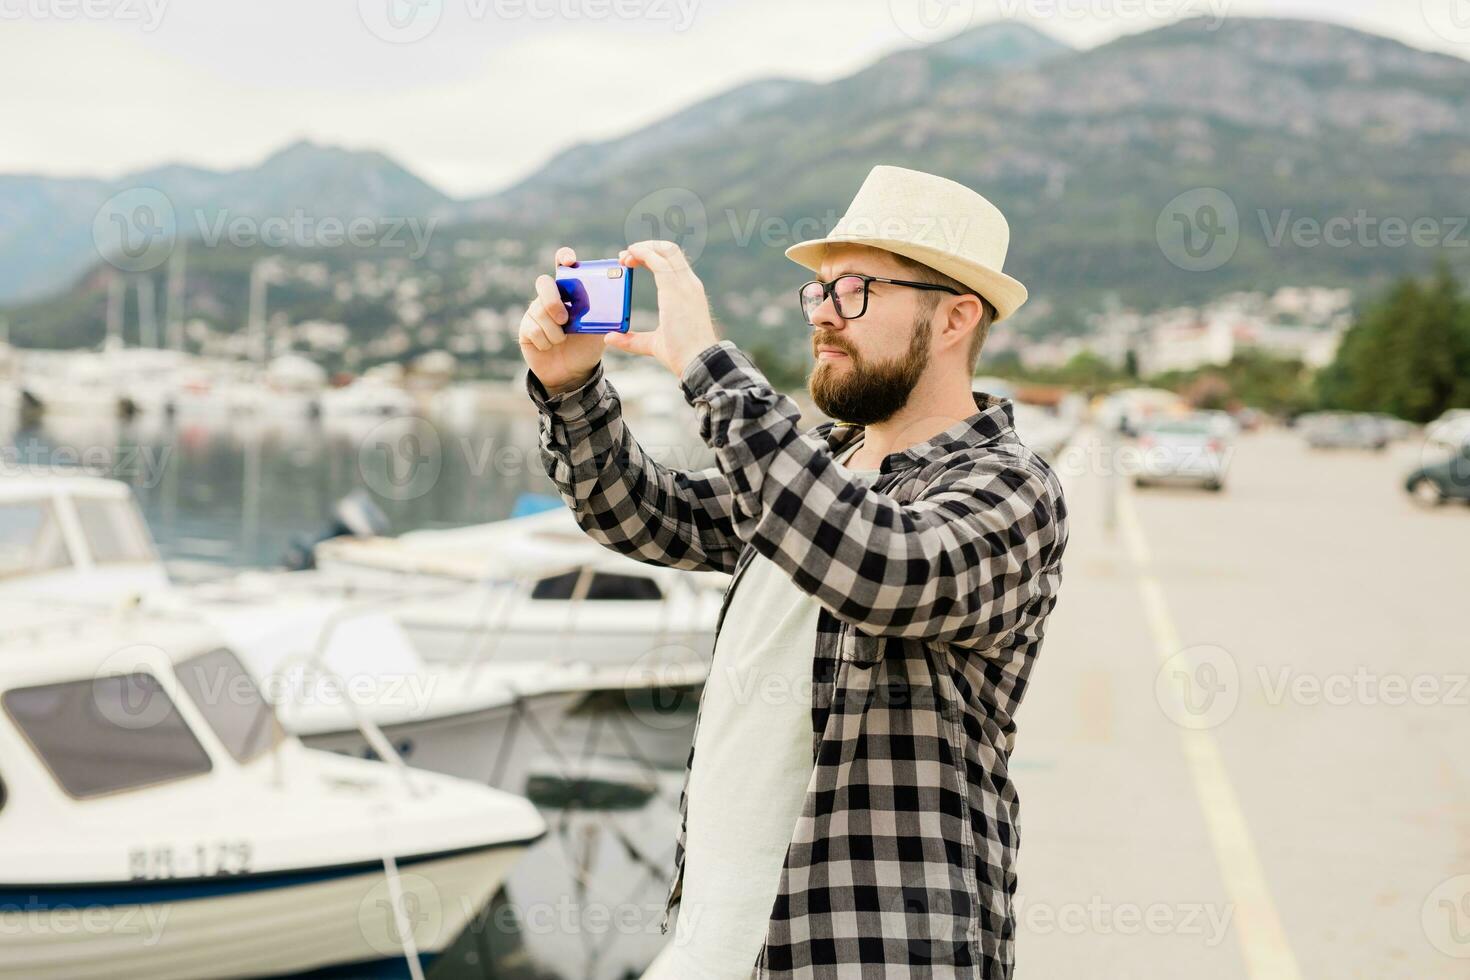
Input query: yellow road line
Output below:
<box><xmin>1117</xmin><ymin>488</ymin><xmax>1303</xmax><ymax>980</ymax></box>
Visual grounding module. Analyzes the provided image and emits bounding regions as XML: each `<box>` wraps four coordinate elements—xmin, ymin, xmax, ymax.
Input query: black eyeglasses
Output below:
<box><xmin>797</xmin><ymin>274</ymin><xmax>964</xmax><ymax>325</ymax></box>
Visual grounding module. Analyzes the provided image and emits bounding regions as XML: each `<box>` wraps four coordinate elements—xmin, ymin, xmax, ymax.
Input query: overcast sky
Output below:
<box><xmin>4</xmin><ymin>0</ymin><xmax>1466</xmax><ymax>197</ymax></box>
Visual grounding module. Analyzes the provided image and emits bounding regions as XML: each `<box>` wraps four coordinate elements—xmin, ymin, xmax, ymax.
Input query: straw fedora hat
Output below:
<box><xmin>784</xmin><ymin>165</ymin><xmax>1028</xmax><ymax>322</ymax></box>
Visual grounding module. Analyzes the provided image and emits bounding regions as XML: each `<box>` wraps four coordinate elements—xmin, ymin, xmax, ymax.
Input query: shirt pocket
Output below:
<box><xmin>840</xmin><ymin>624</ymin><xmax>885</xmax><ymax>667</ymax></box>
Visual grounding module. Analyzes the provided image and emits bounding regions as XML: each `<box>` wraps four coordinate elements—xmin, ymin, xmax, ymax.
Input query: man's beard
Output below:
<box><xmin>808</xmin><ymin>319</ymin><xmax>930</xmax><ymax>426</ymax></box>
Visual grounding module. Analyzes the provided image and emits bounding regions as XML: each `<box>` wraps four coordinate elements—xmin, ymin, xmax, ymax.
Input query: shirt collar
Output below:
<box><xmin>823</xmin><ymin>391</ymin><xmax>1017</xmax><ymax>473</ymax></box>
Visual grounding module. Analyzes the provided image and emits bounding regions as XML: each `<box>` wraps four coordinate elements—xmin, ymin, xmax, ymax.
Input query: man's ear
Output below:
<box><xmin>941</xmin><ymin>294</ymin><xmax>984</xmax><ymax>352</ymax></box>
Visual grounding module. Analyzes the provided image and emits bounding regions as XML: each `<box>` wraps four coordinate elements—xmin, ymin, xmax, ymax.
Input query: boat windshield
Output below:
<box><xmin>3</xmin><ymin>673</ymin><xmax>212</xmax><ymax>799</ymax></box>
<box><xmin>530</xmin><ymin>569</ymin><xmax>663</xmax><ymax>601</ymax></box>
<box><xmin>0</xmin><ymin>500</ymin><xmax>72</xmax><ymax>579</ymax></box>
<box><xmin>174</xmin><ymin>648</ymin><xmax>284</xmax><ymax>764</ymax></box>
<box><xmin>71</xmin><ymin>495</ymin><xmax>156</xmax><ymax>565</ymax></box>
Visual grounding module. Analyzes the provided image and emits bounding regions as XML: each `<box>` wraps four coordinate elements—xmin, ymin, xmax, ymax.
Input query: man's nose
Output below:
<box><xmin>810</xmin><ymin>294</ymin><xmax>846</xmax><ymax>329</ymax></box>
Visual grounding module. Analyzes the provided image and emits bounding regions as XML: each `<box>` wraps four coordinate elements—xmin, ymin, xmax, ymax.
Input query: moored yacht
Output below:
<box><xmin>0</xmin><ymin>604</ymin><xmax>545</xmax><ymax>979</ymax></box>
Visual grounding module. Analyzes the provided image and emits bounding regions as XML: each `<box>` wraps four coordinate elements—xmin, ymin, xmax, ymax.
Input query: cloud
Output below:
<box><xmin>0</xmin><ymin>0</ymin><xmax>1462</xmax><ymax>196</ymax></box>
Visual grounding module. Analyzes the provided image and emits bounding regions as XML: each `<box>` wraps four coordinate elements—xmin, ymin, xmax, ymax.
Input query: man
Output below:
<box><xmin>519</xmin><ymin>165</ymin><xmax>1068</xmax><ymax>978</ymax></box>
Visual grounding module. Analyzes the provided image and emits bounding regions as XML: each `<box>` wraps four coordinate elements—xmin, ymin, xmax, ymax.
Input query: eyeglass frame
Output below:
<box><xmin>797</xmin><ymin>273</ymin><xmax>968</xmax><ymax>326</ymax></box>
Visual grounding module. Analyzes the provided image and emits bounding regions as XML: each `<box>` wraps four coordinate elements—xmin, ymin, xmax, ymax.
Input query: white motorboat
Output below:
<box><xmin>163</xmin><ymin>572</ymin><xmax>589</xmax><ymax>790</ymax></box>
<box><xmin>313</xmin><ymin>505</ymin><xmax>726</xmax><ymax>685</ymax></box>
<box><xmin>0</xmin><ymin>473</ymin><xmax>588</xmax><ymax>788</ymax></box>
<box><xmin>15</xmin><ymin>350</ymin><xmax>128</xmax><ymax>418</ymax></box>
<box><xmin>319</xmin><ymin>376</ymin><xmax>417</xmax><ymax>420</ymax></box>
<box><xmin>0</xmin><ymin>471</ymin><xmax>170</xmax><ymax>604</ymax></box>
<box><xmin>0</xmin><ymin>604</ymin><xmax>545</xmax><ymax>979</ymax></box>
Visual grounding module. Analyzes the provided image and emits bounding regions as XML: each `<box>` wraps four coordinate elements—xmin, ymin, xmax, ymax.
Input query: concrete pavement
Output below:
<box><xmin>1013</xmin><ymin>427</ymin><xmax>1470</xmax><ymax>978</ymax></box>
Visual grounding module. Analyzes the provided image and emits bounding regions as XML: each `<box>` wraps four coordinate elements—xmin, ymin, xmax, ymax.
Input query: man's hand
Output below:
<box><xmin>519</xmin><ymin>246</ymin><xmax>609</xmax><ymax>395</ymax></box>
<box><xmin>602</xmin><ymin>240</ymin><xmax>722</xmax><ymax>377</ymax></box>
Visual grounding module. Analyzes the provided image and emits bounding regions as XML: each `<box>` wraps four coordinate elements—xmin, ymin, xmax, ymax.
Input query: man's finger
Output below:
<box><xmin>519</xmin><ymin>312</ymin><xmax>551</xmax><ymax>351</ymax></box>
<box><xmin>534</xmin><ymin>274</ymin><xmax>569</xmax><ymax>328</ymax></box>
<box><xmin>624</xmin><ymin>240</ymin><xmax>687</xmax><ymax>274</ymax></box>
<box><xmin>555</xmin><ymin>246</ymin><xmax>578</xmax><ymax>267</ymax></box>
<box><xmin>604</xmin><ymin>330</ymin><xmax>656</xmax><ymax>358</ymax></box>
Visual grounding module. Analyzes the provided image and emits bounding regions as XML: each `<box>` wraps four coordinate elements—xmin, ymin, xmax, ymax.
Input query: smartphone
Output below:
<box><xmin>555</xmin><ymin>258</ymin><xmax>633</xmax><ymax>333</ymax></box>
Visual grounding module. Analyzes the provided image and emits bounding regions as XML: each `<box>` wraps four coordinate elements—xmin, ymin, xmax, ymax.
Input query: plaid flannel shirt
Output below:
<box><xmin>527</xmin><ymin>340</ymin><xmax>1068</xmax><ymax>978</ymax></box>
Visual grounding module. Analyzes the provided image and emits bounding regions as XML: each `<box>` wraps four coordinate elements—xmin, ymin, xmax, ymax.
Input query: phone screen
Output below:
<box><xmin>555</xmin><ymin>259</ymin><xmax>633</xmax><ymax>333</ymax></box>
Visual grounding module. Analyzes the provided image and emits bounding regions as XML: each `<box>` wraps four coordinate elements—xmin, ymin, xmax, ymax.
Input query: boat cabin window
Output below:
<box><xmin>3</xmin><ymin>673</ymin><xmax>212</xmax><ymax>799</ymax></box>
<box><xmin>530</xmin><ymin>569</ymin><xmax>663</xmax><ymax>601</ymax></box>
<box><xmin>71</xmin><ymin>496</ymin><xmax>155</xmax><ymax>565</ymax></box>
<box><xmin>530</xmin><ymin>569</ymin><xmax>581</xmax><ymax>600</ymax></box>
<box><xmin>175</xmin><ymin>648</ymin><xmax>284</xmax><ymax>764</ymax></box>
<box><xmin>0</xmin><ymin>501</ymin><xmax>71</xmax><ymax>579</ymax></box>
<box><xmin>586</xmin><ymin>572</ymin><xmax>663</xmax><ymax>601</ymax></box>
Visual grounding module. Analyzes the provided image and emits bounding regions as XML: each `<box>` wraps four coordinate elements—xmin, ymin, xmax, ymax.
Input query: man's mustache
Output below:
<box><xmin>812</xmin><ymin>336</ymin><xmax>856</xmax><ymax>358</ymax></box>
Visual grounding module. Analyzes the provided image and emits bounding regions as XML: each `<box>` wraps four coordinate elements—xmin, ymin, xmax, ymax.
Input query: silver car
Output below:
<box><xmin>1133</xmin><ymin>415</ymin><xmax>1231</xmax><ymax>491</ymax></box>
<box><xmin>1302</xmin><ymin>412</ymin><xmax>1389</xmax><ymax>450</ymax></box>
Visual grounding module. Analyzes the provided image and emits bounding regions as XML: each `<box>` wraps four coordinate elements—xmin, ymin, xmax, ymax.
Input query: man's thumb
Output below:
<box><xmin>604</xmin><ymin>331</ymin><xmax>652</xmax><ymax>357</ymax></box>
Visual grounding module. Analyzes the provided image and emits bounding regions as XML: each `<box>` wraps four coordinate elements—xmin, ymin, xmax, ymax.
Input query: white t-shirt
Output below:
<box><xmin>643</xmin><ymin>439</ymin><xmax>877</xmax><ymax>979</ymax></box>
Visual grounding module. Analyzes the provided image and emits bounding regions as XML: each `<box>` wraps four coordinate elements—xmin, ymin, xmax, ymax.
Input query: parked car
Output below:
<box><xmin>1367</xmin><ymin>412</ymin><xmax>1415</xmax><ymax>443</ymax></box>
<box><xmin>1198</xmin><ymin>409</ymin><xmax>1240</xmax><ymax>440</ymax></box>
<box><xmin>1133</xmin><ymin>415</ymin><xmax>1231</xmax><ymax>491</ymax></box>
<box><xmin>1302</xmin><ymin>412</ymin><xmax>1388</xmax><ymax>450</ymax></box>
<box><xmin>1231</xmin><ymin>407</ymin><xmax>1265</xmax><ymax>432</ymax></box>
<box><xmin>1405</xmin><ymin>440</ymin><xmax>1470</xmax><ymax>506</ymax></box>
<box><xmin>1425</xmin><ymin>409</ymin><xmax>1470</xmax><ymax>451</ymax></box>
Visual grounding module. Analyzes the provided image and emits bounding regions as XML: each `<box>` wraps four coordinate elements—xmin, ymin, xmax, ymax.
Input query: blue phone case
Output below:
<box><xmin>555</xmin><ymin>259</ymin><xmax>634</xmax><ymax>333</ymax></box>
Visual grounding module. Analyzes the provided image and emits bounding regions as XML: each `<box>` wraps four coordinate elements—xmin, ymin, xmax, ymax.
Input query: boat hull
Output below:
<box><xmin>298</xmin><ymin>690</ymin><xmax>583</xmax><ymax>790</ymax></box>
<box><xmin>0</xmin><ymin>846</ymin><xmax>523</xmax><ymax>980</ymax></box>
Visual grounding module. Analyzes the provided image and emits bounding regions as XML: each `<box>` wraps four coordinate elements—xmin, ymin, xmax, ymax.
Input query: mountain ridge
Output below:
<box><xmin>3</xmin><ymin>16</ymin><xmax>1468</xmax><ymax>355</ymax></box>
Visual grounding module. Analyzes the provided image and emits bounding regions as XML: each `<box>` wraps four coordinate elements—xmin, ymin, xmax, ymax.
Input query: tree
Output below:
<box><xmin>1317</xmin><ymin>262</ymin><xmax>1470</xmax><ymax>422</ymax></box>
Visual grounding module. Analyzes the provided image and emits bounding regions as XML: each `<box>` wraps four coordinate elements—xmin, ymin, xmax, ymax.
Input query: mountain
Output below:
<box><xmin>471</xmin><ymin>77</ymin><xmax>820</xmax><ymax>208</ymax></box>
<box><xmin>468</xmin><ymin>22</ymin><xmax>1070</xmax><ymax>220</ymax></box>
<box><xmin>928</xmin><ymin>20</ymin><xmax>1070</xmax><ymax>66</ymax></box>
<box><xmin>0</xmin><ymin>140</ymin><xmax>452</xmax><ymax>302</ymax></box>
<box><xmin>4</xmin><ymin>18</ymin><xmax>1469</xmax><ymax>356</ymax></box>
<box><xmin>470</xmin><ymin>17</ymin><xmax>1470</xmax><ymax>310</ymax></box>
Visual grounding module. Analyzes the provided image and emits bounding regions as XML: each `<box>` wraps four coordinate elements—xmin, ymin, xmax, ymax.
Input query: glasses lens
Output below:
<box><xmin>832</xmin><ymin>276</ymin><xmax>866</xmax><ymax>318</ymax></box>
<box><xmin>799</xmin><ymin>281</ymin><xmax>825</xmax><ymax>322</ymax></box>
